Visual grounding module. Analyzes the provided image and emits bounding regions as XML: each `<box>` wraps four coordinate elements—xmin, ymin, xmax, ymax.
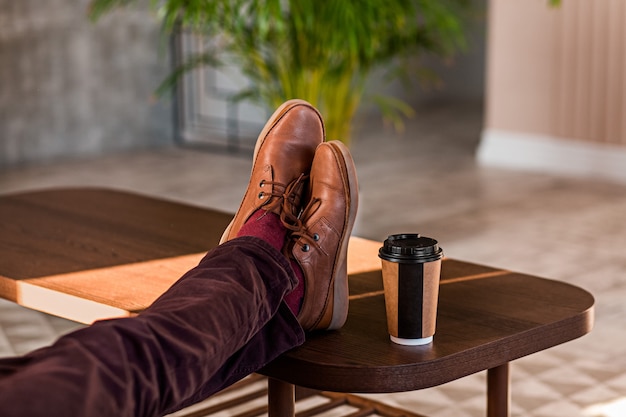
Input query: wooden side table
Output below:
<box><xmin>261</xmin><ymin>261</ymin><xmax>594</xmax><ymax>417</ymax></box>
<box><xmin>0</xmin><ymin>188</ymin><xmax>594</xmax><ymax>417</ymax></box>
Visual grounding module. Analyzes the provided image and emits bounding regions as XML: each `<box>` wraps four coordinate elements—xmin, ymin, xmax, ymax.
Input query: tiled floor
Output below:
<box><xmin>1</xmin><ymin>102</ymin><xmax>625</xmax><ymax>416</ymax></box>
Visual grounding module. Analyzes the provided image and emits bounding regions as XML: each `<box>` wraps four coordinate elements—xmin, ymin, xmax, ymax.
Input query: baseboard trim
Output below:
<box><xmin>477</xmin><ymin>129</ymin><xmax>626</xmax><ymax>183</ymax></box>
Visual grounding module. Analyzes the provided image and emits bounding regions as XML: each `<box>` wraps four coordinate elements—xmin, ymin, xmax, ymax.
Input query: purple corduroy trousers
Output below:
<box><xmin>0</xmin><ymin>237</ymin><xmax>305</xmax><ymax>417</ymax></box>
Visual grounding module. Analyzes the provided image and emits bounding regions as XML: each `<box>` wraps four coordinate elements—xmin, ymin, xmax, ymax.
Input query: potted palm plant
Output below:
<box><xmin>89</xmin><ymin>0</ymin><xmax>470</xmax><ymax>144</ymax></box>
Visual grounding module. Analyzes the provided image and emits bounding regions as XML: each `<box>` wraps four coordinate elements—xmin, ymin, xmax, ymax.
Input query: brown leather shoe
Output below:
<box><xmin>220</xmin><ymin>100</ymin><xmax>325</xmax><ymax>243</ymax></box>
<box><xmin>290</xmin><ymin>141</ymin><xmax>359</xmax><ymax>331</ymax></box>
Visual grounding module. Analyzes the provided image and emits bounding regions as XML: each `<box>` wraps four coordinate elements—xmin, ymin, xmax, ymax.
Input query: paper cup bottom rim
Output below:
<box><xmin>390</xmin><ymin>335</ymin><xmax>433</xmax><ymax>346</ymax></box>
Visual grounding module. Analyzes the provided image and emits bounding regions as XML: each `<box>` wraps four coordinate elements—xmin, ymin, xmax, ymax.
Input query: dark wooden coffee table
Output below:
<box><xmin>0</xmin><ymin>188</ymin><xmax>594</xmax><ymax>417</ymax></box>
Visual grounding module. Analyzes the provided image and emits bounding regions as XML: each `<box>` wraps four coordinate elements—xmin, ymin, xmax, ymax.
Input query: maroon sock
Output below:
<box><xmin>236</xmin><ymin>208</ymin><xmax>304</xmax><ymax>316</ymax></box>
<box><xmin>285</xmin><ymin>260</ymin><xmax>305</xmax><ymax>316</ymax></box>
<box><xmin>236</xmin><ymin>209</ymin><xmax>286</xmax><ymax>252</ymax></box>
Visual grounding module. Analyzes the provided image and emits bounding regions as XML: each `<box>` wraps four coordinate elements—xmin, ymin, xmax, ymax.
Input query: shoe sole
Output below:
<box><xmin>324</xmin><ymin>140</ymin><xmax>359</xmax><ymax>330</ymax></box>
<box><xmin>219</xmin><ymin>99</ymin><xmax>322</xmax><ymax>244</ymax></box>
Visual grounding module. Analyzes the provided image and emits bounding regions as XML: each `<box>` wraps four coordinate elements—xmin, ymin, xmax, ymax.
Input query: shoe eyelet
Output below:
<box><xmin>313</xmin><ymin>233</ymin><xmax>320</xmax><ymax>241</ymax></box>
<box><xmin>258</xmin><ymin>192</ymin><xmax>265</xmax><ymax>199</ymax></box>
<box><xmin>302</xmin><ymin>244</ymin><xmax>310</xmax><ymax>252</ymax></box>
<box><xmin>259</xmin><ymin>180</ymin><xmax>265</xmax><ymax>187</ymax></box>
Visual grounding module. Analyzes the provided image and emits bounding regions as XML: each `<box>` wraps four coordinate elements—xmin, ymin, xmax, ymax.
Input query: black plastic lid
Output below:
<box><xmin>379</xmin><ymin>233</ymin><xmax>443</xmax><ymax>263</ymax></box>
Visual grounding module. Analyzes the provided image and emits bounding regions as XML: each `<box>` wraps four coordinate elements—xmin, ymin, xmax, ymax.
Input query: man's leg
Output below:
<box><xmin>0</xmin><ymin>237</ymin><xmax>304</xmax><ymax>417</ymax></box>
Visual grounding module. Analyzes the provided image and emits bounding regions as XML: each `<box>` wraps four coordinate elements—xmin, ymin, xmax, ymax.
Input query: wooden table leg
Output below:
<box><xmin>487</xmin><ymin>363</ymin><xmax>510</xmax><ymax>417</ymax></box>
<box><xmin>268</xmin><ymin>377</ymin><xmax>295</xmax><ymax>417</ymax></box>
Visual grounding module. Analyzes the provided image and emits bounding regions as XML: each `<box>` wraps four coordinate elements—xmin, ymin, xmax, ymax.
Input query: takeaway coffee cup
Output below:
<box><xmin>379</xmin><ymin>234</ymin><xmax>444</xmax><ymax>346</ymax></box>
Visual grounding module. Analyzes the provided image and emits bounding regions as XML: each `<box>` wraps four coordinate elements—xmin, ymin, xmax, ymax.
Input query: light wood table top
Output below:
<box><xmin>0</xmin><ymin>187</ymin><xmax>381</xmax><ymax>323</ymax></box>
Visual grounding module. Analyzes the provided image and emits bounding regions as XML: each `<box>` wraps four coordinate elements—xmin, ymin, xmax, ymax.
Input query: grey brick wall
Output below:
<box><xmin>0</xmin><ymin>0</ymin><xmax>172</xmax><ymax>168</ymax></box>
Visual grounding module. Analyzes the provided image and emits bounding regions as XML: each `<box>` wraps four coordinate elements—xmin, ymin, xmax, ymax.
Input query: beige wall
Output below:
<box><xmin>486</xmin><ymin>0</ymin><xmax>626</xmax><ymax>146</ymax></box>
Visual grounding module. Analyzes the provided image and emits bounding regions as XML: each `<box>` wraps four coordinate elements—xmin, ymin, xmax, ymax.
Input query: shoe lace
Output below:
<box><xmin>260</xmin><ymin>173</ymin><xmax>308</xmax><ymax>224</ymax></box>
<box><xmin>279</xmin><ymin>173</ymin><xmax>310</xmax><ymax>227</ymax></box>
<box><xmin>258</xmin><ymin>180</ymin><xmax>286</xmax><ymax>212</ymax></box>
<box><xmin>285</xmin><ymin>195</ymin><xmax>322</xmax><ymax>253</ymax></box>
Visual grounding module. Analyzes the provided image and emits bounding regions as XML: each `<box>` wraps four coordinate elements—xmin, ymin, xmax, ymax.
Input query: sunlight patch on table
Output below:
<box><xmin>347</xmin><ymin>237</ymin><xmax>382</xmax><ymax>275</ymax></box>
